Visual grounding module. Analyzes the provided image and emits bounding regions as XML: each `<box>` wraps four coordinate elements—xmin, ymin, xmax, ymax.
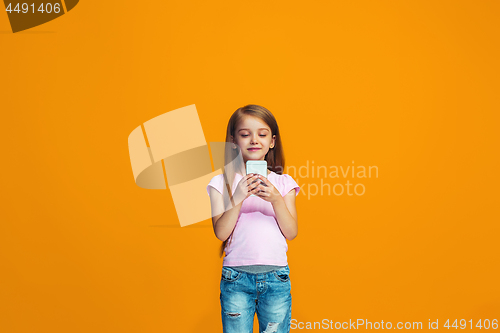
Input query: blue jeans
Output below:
<box><xmin>220</xmin><ymin>265</ymin><xmax>292</xmax><ymax>333</ymax></box>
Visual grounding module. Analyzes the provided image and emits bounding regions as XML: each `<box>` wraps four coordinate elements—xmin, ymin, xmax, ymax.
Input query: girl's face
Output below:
<box><xmin>231</xmin><ymin>115</ymin><xmax>276</xmax><ymax>163</ymax></box>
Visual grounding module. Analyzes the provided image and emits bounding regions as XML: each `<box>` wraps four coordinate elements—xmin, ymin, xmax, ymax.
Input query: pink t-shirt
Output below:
<box><xmin>206</xmin><ymin>171</ymin><xmax>300</xmax><ymax>266</ymax></box>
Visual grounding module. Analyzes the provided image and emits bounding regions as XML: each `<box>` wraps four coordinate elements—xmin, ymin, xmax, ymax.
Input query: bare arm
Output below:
<box><xmin>209</xmin><ymin>186</ymin><xmax>243</xmax><ymax>241</ymax></box>
<box><xmin>271</xmin><ymin>189</ymin><xmax>298</xmax><ymax>240</ymax></box>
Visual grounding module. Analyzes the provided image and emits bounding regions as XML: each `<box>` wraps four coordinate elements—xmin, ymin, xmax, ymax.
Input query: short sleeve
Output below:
<box><xmin>282</xmin><ymin>174</ymin><xmax>300</xmax><ymax>196</ymax></box>
<box><xmin>207</xmin><ymin>174</ymin><xmax>224</xmax><ymax>196</ymax></box>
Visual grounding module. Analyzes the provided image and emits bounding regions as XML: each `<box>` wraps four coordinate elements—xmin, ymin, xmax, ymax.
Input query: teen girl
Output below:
<box><xmin>206</xmin><ymin>105</ymin><xmax>300</xmax><ymax>333</ymax></box>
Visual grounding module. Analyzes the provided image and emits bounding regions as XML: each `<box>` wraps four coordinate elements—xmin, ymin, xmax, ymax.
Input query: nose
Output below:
<box><xmin>250</xmin><ymin>134</ymin><xmax>259</xmax><ymax>144</ymax></box>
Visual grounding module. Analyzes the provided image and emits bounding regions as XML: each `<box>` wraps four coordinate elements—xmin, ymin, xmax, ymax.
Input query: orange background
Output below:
<box><xmin>1</xmin><ymin>1</ymin><xmax>499</xmax><ymax>332</ymax></box>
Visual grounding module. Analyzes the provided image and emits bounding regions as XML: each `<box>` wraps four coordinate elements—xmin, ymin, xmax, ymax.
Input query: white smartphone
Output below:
<box><xmin>246</xmin><ymin>160</ymin><xmax>268</xmax><ymax>197</ymax></box>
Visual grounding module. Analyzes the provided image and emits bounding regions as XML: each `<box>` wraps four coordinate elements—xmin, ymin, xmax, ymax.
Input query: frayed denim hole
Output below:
<box><xmin>274</xmin><ymin>271</ymin><xmax>289</xmax><ymax>282</ymax></box>
<box><xmin>222</xmin><ymin>268</ymin><xmax>241</xmax><ymax>282</ymax></box>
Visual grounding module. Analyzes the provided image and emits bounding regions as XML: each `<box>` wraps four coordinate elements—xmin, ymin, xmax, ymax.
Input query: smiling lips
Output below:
<box><xmin>248</xmin><ymin>148</ymin><xmax>261</xmax><ymax>151</ymax></box>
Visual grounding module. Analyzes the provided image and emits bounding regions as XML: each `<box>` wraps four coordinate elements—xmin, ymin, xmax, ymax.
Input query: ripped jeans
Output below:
<box><xmin>220</xmin><ymin>265</ymin><xmax>292</xmax><ymax>333</ymax></box>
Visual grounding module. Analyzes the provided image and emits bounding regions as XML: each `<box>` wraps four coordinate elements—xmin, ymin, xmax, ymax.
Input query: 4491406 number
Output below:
<box><xmin>444</xmin><ymin>319</ymin><xmax>498</xmax><ymax>329</ymax></box>
<box><xmin>6</xmin><ymin>3</ymin><xmax>61</xmax><ymax>14</ymax></box>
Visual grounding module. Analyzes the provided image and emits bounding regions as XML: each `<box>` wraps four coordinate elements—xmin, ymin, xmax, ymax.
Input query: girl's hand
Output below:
<box><xmin>250</xmin><ymin>175</ymin><xmax>282</xmax><ymax>204</ymax></box>
<box><xmin>232</xmin><ymin>174</ymin><xmax>261</xmax><ymax>205</ymax></box>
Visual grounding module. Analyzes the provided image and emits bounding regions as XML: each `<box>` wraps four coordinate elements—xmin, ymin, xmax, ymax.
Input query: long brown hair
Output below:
<box><xmin>219</xmin><ymin>104</ymin><xmax>285</xmax><ymax>257</ymax></box>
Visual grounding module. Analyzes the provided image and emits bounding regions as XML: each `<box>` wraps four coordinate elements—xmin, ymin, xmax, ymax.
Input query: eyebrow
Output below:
<box><xmin>238</xmin><ymin>128</ymin><xmax>269</xmax><ymax>132</ymax></box>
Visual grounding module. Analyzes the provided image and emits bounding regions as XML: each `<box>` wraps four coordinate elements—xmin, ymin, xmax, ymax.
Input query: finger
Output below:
<box><xmin>247</xmin><ymin>180</ymin><xmax>258</xmax><ymax>190</ymax></box>
<box><xmin>256</xmin><ymin>191</ymin><xmax>267</xmax><ymax>197</ymax></box>
<box><xmin>244</xmin><ymin>173</ymin><xmax>255</xmax><ymax>181</ymax></box>
<box><xmin>250</xmin><ymin>183</ymin><xmax>263</xmax><ymax>193</ymax></box>
<box><xmin>256</xmin><ymin>174</ymin><xmax>267</xmax><ymax>181</ymax></box>
<box><xmin>255</xmin><ymin>187</ymin><xmax>268</xmax><ymax>197</ymax></box>
<box><xmin>247</xmin><ymin>175</ymin><xmax>260</xmax><ymax>186</ymax></box>
<box><xmin>255</xmin><ymin>185</ymin><xmax>266</xmax><ymax>193</ymax></box>
<box><xmin>256</xmin><ymin>175</ymin><xmax>270</xmax><ymax>186</ymax></box>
